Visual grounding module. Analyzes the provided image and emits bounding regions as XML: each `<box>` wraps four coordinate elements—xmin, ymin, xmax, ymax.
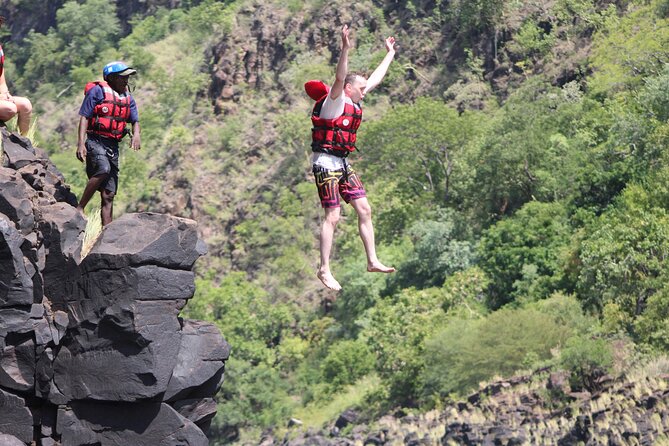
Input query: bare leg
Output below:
<box><xmin>100</xmin><ymin>189</ymin><xmax>115</xmax><ymax>226</ymax></box>
<box><xmin>350</xmin><ymin>197</ymin><xmax>395</xmax><ymax>273</ymax></box>
<box><xmin>12</xmin><ymin>97</ymin><xmax>32</xmax><ymax>136</ymax></box>
<box><xmin>0</xmin><ymin>100</ymin><xmax>17</xmax><ymax>124</ymax></box>
<box><xmin>317</xmin><ymin>206</ymin><xmax>342</xmax><ymax>290</ymax></box>
<box><xmin>77</xmin><ymin>174</ymin><xmax>109</xmax><ymax>215</ymax></box>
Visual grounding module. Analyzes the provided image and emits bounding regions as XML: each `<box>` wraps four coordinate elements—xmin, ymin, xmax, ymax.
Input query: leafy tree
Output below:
<box><xmin>359</xmin><ymin>287</ymin><xmax>447</xmax><ymax>407</ymax></box>
<box><xmin>22</xmin><ymin>0</ymin><xmax>120</xmax><ymax>89</ymax></box>
<box><xmin>589</xmin><ymin>1</ymin><xmax>669</xmax><ymax>95</ymax></box>
<box><xmin>634</xmin><ymin>283</ymin><xmax>669</xmax><ymax>351</ymax></box>
<box><xmin>478</xmin><ymin>200</ymin><xmax>572</xmax><ymax>308</ymax></box>
<box><xmin>449</xmin><ymin>0</ymin><xmax>505</xmax><ymax>34</ymax></box>
<box><xmin>213</xmin><ymin>357</ymin><xmax>292</xmax><ymax>437</ymax></box>
<box><xmin>576</xmin><ymin>184</ymin><xmax>669</xmax><ymax>320</ymax></box>
<box><xmin>384</xmin><ymin>209</ymin><xmax>474</xmax><ymax>294</ymax></box>
<box><xmin>359</xmin><ymin>98</ymin><xmax>481</xmax><ymax>210</ymax></box>
<box><xmin>184</xmin><ymin>273</ymin><xmax>298</xmax><ymax>365</ymax></box>
<box><xmin>468</xmin><ymin>80</ymin><xmax>599</xmax><ymax>220</ymax></box>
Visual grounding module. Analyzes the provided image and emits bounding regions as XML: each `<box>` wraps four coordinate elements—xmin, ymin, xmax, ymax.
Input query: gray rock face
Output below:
<box><xmin>0</xmin><ymin>388</ymin><xmax>33</xmax><ymax>443</ymax></box>
<box><xmin>0</xmin><ymin>216</ymin><xmax>34</xmax><ymax>307</ymax></box>
<box><xmin>57</xmin><ymin>401</ymin><xmax>209</xmax><ymax>446</ymax></box>
<box><xmin>0</xmin><ymin>128</ymin><xmax>229</xmax><ymax>445</ymax></box>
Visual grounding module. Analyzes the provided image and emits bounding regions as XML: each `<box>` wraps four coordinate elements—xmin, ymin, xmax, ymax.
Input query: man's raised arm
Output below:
<box><xmin>364</xmin><ymin>36</ymin><xmax>396</xmax><ymax>94</ymax></box>
<box><xmin>329</xmin><ymin>25</ymin><xmax>351</xmax><ymax>100</ymax></box>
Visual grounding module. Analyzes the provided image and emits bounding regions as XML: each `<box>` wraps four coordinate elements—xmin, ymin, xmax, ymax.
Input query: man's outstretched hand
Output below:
<box><xmin>341</xmin><ymin>24</ymin><xmax>350</xmax><ymax>49</ymax></box>
<box><xmin>385</xmin><ymin>36</ymin><xmax>396</xmax><ymax>53</ymax></box>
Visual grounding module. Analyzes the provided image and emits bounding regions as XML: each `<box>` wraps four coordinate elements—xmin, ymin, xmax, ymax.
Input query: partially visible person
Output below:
<box><xmin>76</xmin><ymin>61</ymin><xmax>141</xmax><ymax>226</ymax></box>
<box><xmin>0</xmin><ymin>16</ymin><xmax>32</xmax><ymax>136</ymax></box>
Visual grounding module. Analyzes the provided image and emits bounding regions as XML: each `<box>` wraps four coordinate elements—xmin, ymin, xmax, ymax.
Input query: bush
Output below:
<box><xmin>420</xmin><ymin>304</ymin><xmax>575</xmax><ymax>399</ymax></box>
<box><xmin>321</xmin><ymin>339</ymin><xmax>375</xmax><ymax>389</ymax></box>
<box><xmin>634</xmin><ymin>283</ymin><xmax>669</xmax><ymax>351</ymax></box>
<box><xmin>559</xmin><ymin>335</ymin><xmax>613</xmax><ymax>392</ymax></box>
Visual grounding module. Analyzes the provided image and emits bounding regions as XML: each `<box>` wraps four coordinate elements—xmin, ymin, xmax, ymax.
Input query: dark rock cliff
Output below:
<box><xmin>0</xmin><ymin>128</ymin><xmax>229</xmax><ymax>445</ymax></box>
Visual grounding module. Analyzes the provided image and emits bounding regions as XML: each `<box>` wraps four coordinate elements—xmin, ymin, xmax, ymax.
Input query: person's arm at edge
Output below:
<box><xmin>76</xmin><ymin>115</ymin><xmax>88</xmax><ymax>162</ymax></box>
<box><xmin>130</xmin><ymin>121</ymin><xmax>141</xmax><ymax>151</ymax></box>
<box><xmin>0</xmin><ymin>71</ymin><xmax>12</xmax><ymax>101</ymax></box>
<box><xmin>329</xmin><ymin>25</ymin><xmax>351</xmax><ymax>101</ymax></box>
<box><xmin>364</xmin><ymin>36</ymin><xmax>396</xmax><ymax>94</ymax></box>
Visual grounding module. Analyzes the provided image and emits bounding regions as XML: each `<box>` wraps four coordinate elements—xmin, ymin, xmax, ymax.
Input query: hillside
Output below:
<box><xmin>5</xmin><ymin>0</ymin><xmax>669</xmax><ymax>443</ymax></box>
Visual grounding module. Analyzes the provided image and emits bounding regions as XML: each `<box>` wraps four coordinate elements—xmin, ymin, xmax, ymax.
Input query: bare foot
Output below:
<box><xmin>317</xmin><ymin>270</ymin><xmax>342</xmax><ymax>291</ymax></box>
<box><xmin>367</xmin><ymin>262</ymin><xmax>395</xmax><ymax>273</ymax></box>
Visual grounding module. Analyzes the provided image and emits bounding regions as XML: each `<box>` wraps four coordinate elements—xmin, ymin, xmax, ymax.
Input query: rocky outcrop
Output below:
<box><xmin>273</xmin><ymin>369</ymin><xmax>669</xmax><ymax>445</ymax></box>
<box><xmin>0</xmin><ymin>128</ymin><xmax>229</xmax><ymax>445</ymax></box>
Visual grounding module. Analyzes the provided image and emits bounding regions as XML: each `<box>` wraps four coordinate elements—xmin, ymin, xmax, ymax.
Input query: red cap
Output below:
<box><xmin>304</xmin><ymin>80</ymin><xmax>330</xmax><ymax>101</ymax></box>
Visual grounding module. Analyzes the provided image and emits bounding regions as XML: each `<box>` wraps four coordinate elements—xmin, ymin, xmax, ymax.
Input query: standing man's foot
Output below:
<box><xmin>367</xmin><ymin>262</ymin><xmax>395</xmax><ymax>273</ymax></box>
<box><xmin>317</xmin><ymin>270</ymin><xmax>342</xmax><ymax>291</ymax></box>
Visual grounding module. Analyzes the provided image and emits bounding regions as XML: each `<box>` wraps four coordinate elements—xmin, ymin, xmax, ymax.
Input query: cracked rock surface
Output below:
<box><xmin>0</xmin><ymin>129</ymin><xmax>229</xmax><ymax>445</ymax></box>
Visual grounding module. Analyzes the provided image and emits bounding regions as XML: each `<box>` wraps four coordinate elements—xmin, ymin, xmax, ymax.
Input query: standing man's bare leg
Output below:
<box><xmin>100</xmin><ymin>190</ymin><xmax>115</xmax><ymax>226</ymax></box>
<box><xmin>76</xmin><ymin>174</ymin><xmax>108</xmax><ymax>216</ymax></box>
<box><xmin>318</xmin><ymin>206</ymin><xmax>343</xmax><ymax>290</ymax></box>
<box><xmin>351</xmin><ymin>197</ymin><xmax>395</xmax><ymax>273</ymax></box>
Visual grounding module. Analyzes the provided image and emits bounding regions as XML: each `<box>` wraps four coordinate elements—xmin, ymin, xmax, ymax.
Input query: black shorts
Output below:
<box><xmin>85</xmin><ymin>135</ymin><xmax>119</xmax><ymax>194</ymax></box>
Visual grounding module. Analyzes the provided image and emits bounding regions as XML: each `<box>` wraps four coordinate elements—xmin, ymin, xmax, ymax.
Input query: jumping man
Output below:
<box><xmin>310</xmin><ymin>25</ymin><xmax>396</xmax><ymax>291</ymax></box>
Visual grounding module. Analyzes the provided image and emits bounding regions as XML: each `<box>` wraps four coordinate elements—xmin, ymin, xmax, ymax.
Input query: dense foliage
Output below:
<box><xmin>6</xmin><ymin>0</ymin><xmax>669</xmax><ymax>442</ymax></box>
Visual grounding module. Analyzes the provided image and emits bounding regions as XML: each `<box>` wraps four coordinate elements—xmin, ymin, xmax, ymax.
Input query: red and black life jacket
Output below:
<box><xmin>84</xmin><ymin>81</ymin><xmax>132</xmax><ymax>141</ymax></box>
<box><xmin>311</xmin><ymin>98</ymin><xmax>363</xmax><ymax>157</ymax></box>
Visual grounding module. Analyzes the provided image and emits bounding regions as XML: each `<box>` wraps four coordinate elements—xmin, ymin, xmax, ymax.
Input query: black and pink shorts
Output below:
<box><xmin>312</xmin><ymin>164</ymin><xmax>366</xmax><ymax>208</ymax></box>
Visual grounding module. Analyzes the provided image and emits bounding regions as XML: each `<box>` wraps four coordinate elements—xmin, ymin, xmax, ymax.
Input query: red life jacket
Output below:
<box><xmin>84</xmin><ymin>81</ymin><xmax>132</xmax><ymax>141</ymax></box>
<box><xmin>311</xmin><ymin>98</ymin><xmax>363</xmax><ymax>157</ymax></box>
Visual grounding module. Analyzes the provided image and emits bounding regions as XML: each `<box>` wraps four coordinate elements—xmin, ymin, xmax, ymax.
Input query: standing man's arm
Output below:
<box><xmin>76</xmin><ymin>116</ymin><xmax>88</xmax><ymax>162</ymax></box>
<box><xmin>329</xmin><ymin>25</ymin><xmax>351</xmax><ymax>101</ymax></box>
<box><xmin>128</xmin><ymin>97</ymin><xmax>141</xmax><ymax>151</ymax></box>
<box><xmin>364</xmin><ymin>36</ymin><xmax>396</xmax><ymax>94</ymax></box>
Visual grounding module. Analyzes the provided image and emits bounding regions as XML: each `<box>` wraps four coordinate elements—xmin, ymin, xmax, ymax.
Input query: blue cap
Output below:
<box><xmin>103</xmin><ymin>61</ymin><xmax>137</xmax><ymax>78</ymax></box>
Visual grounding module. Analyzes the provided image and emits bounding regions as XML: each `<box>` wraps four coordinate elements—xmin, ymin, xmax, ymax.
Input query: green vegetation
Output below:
<box><xmin>8</xmin><ymin>0</ymin><xmax>669</xmax><ymax>442</ymax></box>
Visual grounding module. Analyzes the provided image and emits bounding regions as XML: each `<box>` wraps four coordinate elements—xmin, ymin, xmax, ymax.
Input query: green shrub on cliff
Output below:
<box><xmin>420</xmin><ymin>295</ymin><xmax>583</xmax><ymax>400</ymax></box>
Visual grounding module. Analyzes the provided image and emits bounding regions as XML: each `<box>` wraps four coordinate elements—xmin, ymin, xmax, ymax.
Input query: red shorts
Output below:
<box><xmin>313</xmin><ymin>164</ymin><xmax>366</xmax><ymax>208</ymax></box>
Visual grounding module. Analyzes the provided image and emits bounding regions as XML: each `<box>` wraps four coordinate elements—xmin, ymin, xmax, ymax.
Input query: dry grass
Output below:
<box><xmin>81</xmin><ymin>208</ymin><xmax>102</xmax><ymax>258</ymax></box>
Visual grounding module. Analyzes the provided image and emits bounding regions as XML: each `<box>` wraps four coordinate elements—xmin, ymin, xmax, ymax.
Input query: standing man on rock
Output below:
<box><xmin>309</xmin><ymin>25</ymin><xmax>396</xmax><ymax>291</ymax></box>
<box><xmin>76</xmin><ymin>61</ymin><xmax>141</xmax><ymax>226</ymax></box>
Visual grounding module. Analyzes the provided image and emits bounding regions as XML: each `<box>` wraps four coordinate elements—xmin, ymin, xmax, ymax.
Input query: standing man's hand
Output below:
<box><xmin>130</xmin><ymin>122</ymin><xmax>141</xmax><ymax>151</ymax></box>
<box><xmin>76</xmin><ymin>143</ymin><xmax>86</xmax><ymax>162</ymax></box>
<box><xmin>131</xmin><ymin>134</ymin><xmax>141</xmax><ymax>151</ymax></box>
